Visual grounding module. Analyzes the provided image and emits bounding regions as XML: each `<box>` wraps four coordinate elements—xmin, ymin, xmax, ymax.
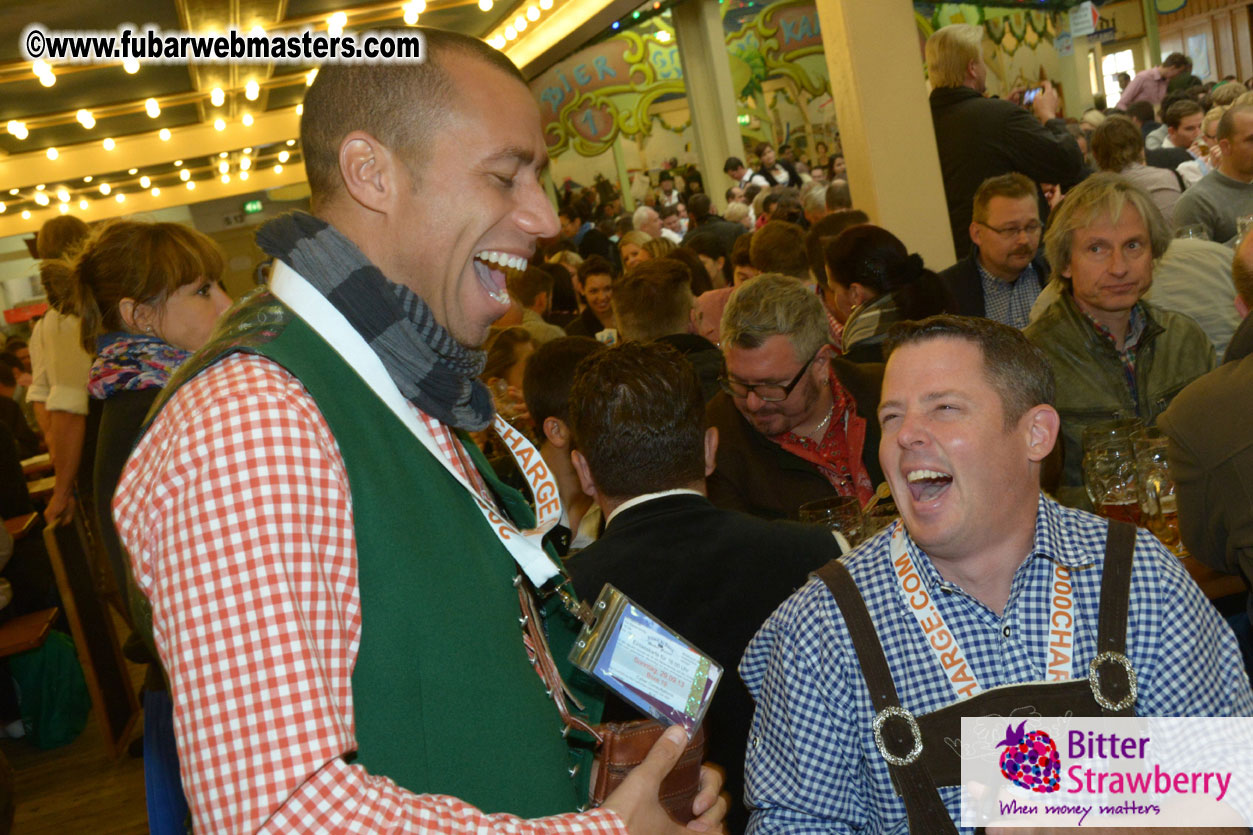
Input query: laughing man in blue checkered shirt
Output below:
<box><xmin>740</xmin><ymin>315</ymin><xmax>1253</xmax><ymax>834</ymax></box>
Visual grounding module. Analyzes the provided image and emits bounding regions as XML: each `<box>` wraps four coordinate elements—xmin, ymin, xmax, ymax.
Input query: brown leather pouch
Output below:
<box><xmin>588</xmin><ymin>719</ymin><xmax>706</xmax><ymax>824</ymax></box>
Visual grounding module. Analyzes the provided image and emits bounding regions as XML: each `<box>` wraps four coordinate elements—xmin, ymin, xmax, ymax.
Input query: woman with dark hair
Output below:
<box><xmin>71</xmin><ymin>219</ymin><xmax>233</xmax><ymax>835</ymax></box>
<box><xmin>823</xmin><ymin>224</ymin><xmax>955</xmax><ymax>363</ymax></box>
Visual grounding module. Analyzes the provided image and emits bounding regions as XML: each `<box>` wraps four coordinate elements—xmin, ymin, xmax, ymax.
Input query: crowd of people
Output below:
<box><xmin>3</xmin><ymin>21</ymin><xmax>1253</xmax><ymax>835</ymax></box>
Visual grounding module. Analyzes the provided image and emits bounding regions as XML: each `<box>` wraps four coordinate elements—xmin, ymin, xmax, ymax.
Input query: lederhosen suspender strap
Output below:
<box><xmin>816</xmin><ymin>520</ymin><xmax>1139</xmax><ymax>833</ymax></box>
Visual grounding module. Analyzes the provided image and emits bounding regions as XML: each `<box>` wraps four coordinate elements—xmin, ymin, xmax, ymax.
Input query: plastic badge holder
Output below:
<box><xmin>569</xmin><ymin>584</ymin><xmax>722</xmax><ymax>735</ymax></box>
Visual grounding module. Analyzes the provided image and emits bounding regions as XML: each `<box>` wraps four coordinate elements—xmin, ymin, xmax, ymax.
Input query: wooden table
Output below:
<box><xmin>2</xmin><ymin>514</ymin><xmax>36</xmax><ymax>541</ymax></box>
<box><xmin>26</xmin><ymin>476</ymin><xmax>54</xmax><ymax>502</ymax></box>
<box><xmin>1181</xmin><ymin>557</ymin><xmax>1247</xmax><ymax>601</ymax></box>
<box><xmin>19</xmin><ymin>453</ymin><xmax>50</xmax><ymax>478</ymax></box>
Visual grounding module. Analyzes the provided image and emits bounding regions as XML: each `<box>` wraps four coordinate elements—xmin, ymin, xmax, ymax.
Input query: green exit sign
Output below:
<box><xmin>736</xmin><ymin>114</ymin><xmax>750</xmax><ymax>126</ymax></box>
<box><xmin>243</xmin><ymin>200</ymin><xmax>264</xmax><ymax>214</ymax></box>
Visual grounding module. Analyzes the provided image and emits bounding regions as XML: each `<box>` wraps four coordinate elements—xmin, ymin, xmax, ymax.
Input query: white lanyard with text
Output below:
<box><xmin>269</xmin><ymin>261</ymin><xmax>564</xmax><ymax>589</ymax></box>
<box><xmin>888</xmin><ymin>521</ymin><xmax>1075</xmax><ymax>702</ymax></box>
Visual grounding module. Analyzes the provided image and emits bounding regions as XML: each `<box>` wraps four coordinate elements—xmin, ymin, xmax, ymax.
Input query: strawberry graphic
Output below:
<box><xmin>996</xmin><ymin>721</ymin><xmax>1061</xmax><ymax>793</ymax></box>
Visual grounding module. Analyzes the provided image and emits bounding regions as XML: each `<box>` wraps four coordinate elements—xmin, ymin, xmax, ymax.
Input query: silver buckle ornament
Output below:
<box><xmin>1088</xmin><ymin>651</ymin><xmax>1138</xmax><ymax>712</ymax></box>
<box><xmin>872</xmin><ymin>705</ymin><xmax>923</xmax><ymax>766</ymax></box>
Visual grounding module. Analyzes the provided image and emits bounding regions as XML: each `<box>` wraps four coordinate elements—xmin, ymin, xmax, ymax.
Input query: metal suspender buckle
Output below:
<box><xmin>872</xmin><ymin>705</ymin><xmax>924</xmax><ymax>766</ymax></box>
<box><xmin>1088</xmin><ymin>651</ymin><xmax>1138</xmax><ymax>712</ymax></box>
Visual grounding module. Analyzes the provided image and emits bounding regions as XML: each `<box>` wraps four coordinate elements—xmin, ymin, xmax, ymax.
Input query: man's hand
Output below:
<box><xmin>1032</xmin><ymin>80</ymin><xmax>1060</xmax><ymax>123</ymax></box>
<box><xmin>603</xmin><ymin>724</ymin><xmax>730</xmax><ymax>833</ymax></box>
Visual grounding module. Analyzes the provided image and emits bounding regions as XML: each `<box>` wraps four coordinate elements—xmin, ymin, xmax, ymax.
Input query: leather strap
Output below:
<box><xmin>1092</xmin><ymin>519</ymin><xmax>1138</xmax><ymax>715</ymax></box>
<box><xmin>815</xmin><ymin>559</ymin><xmax>958</xmax><ymax>835</ymax></box>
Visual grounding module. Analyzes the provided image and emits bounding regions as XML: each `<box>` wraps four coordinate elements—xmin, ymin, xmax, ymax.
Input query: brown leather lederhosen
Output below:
<box><xmin>817</xmin><ymin>520</ymin><xmax>1138</xmax><ymax>834</ymax></box>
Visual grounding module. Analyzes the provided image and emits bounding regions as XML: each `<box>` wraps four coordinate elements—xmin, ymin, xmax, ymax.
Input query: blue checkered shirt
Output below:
<box><xmin>740</xmin><ymin>494</ymin><xmax>1253</xmax><ymax>834</ymax></box>
<box><xmin>975</xmin><ymin>253</ymin><xmax>1042</xmax><ymax>330</ymax></box>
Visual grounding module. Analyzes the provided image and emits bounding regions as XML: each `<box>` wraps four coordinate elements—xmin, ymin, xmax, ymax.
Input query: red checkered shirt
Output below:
<box><xmin>114</xmin><ymin>352</ymin><xmax>627</xmax><ymax>835</ymax></box>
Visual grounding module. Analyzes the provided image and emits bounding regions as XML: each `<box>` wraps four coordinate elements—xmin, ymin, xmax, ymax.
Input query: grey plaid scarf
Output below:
<box><xmin>257</xmin><ymin>211</ymin><xmax>494</xmax><ymax>431</ymax></box>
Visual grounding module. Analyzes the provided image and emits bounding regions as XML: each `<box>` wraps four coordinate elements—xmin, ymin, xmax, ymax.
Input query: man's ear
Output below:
<box><xmin>339</xmin><ymin>130</ymin><xmax>397</xmax><ymax>214</ymax></box>
<box><xmin>543</xmin><ymin>416</ymin><xmax>570</xmax><ymax>449</ymax></box>
<box><xmin>1022</xmin><ymin>404</ymin><xmax>1061</xmax><ymax>463</ymax></box>
<box><xmin>704</xmin><ymin>426</ymin><xmax>719</xmax><ymax>477</ymax></box>
<box><xmin>570</xmin><ymin>449</ymin><xmax>598</xmax><ymax>500</ymax></box>
<box><xmin>969</xmin><ymin>221</ymin><xmax>984</xmax><ymax>251</ymax></box>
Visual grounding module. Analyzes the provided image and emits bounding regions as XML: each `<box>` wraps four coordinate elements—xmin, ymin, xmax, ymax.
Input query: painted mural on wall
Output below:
<box><xmin>530</xmin><ymin>0</ymin><xmax>829</xmax><ymax>158</ymax></box>
<box><xmin>915</xmin><ymin>3</ymin><xmax>1063</xmax><ymax>99</ymax></box>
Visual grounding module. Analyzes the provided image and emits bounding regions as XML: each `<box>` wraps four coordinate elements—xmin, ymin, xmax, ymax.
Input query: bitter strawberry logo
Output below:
<box><xmin>997</xmin><ymin>721</ymin><xmax>1062</xmax><ymax>793</ymax></box>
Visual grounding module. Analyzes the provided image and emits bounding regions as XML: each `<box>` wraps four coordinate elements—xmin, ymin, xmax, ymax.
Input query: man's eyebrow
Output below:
<box><xmin>486</xmin><ymin>146</ymin><xmax>548</xmax><ymax>171</ymax></box>
<box><xmin>878</xmin><ymin>390</ymin><xmax>967</xmax><ymax>412</ymax></box>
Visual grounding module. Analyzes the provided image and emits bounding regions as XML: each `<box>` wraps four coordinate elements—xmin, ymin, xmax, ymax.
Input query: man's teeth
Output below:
<box><xmin>907</xmin><ymin>469</ymin><xmax>951</xmax><ymax>482</ymax></box>
<box><xmin>476</xmin><ymin>250</ymin><xmax>529</xmax><ymax>272</ymax></box>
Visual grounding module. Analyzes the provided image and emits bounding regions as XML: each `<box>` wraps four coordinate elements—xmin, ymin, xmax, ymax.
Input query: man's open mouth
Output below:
<box><xmin>473</xmin><ymin>250</ymin><xmax>528</xmax><ymax>306</ymax></box>
<box><xmin>906</xmin><ymin>468</ymin><xmax>953</xmax><ymax>503</ymax></box>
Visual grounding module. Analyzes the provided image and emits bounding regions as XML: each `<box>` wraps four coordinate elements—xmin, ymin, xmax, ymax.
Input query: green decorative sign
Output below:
<box><xmin>243</xmin><ymin>200</ymin><xmax>263</xmax><ymax>214</ymax></box>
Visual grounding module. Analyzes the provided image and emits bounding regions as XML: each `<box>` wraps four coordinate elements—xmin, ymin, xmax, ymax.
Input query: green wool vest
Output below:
<box><xmin>151</xmin><ymin>290</ymin><xmax>602</xmax><ymax>816</ymax></box>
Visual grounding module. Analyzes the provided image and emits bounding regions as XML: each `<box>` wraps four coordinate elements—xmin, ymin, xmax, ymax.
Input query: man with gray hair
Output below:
<box><xmin>1024</xmin><ymin>172</ymin><xmax>1214</xmax><ymax>507</ymax></box>
<box><xmin>926</xmin><ymin>23</ymin><xmax>1084</xmax><ymax>258</ymax></box>
<box><xmin>632</xmin><ymin>204</ymin><xmax>680</xmax><ymax>243</ymax></box>
<box><xmin>706</xmin><ymin>274</ymin><xmax>883</xmax><ymax>519</ymax></box>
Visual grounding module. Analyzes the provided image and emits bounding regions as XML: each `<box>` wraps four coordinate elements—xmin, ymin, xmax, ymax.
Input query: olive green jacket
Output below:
<box><xmin>1024</xmin><ymin>293</ymin><xmax>1215</xmax><ymax>508</ymax></box>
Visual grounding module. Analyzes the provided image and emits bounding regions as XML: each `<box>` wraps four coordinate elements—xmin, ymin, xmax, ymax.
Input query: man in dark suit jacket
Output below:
<box><xmin>938</xmin><ymin>172</ymin><xmax>1050</xmax><ymax>329</ymax></box>
<box><xmin>565</xmin><ymin>341</ymin><xmax>842</xmax><ymax>834</ymax></box>
<box><xmin>926</xmin><ymin>24</ymin><xmax>1084</xmax><ymax>258</ymax></box>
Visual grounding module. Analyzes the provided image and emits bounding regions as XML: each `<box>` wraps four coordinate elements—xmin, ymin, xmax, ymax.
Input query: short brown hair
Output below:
<box><xmin>750</xmin><ymin>221</ymin><xmax>809</xmax><ymax>277</ymax></box>
<box><xmin>300</xmin><ymin>28</ymin><xmax>524</xmax><ymax>207</ymax></box>
<box><xmin>884</xmin><ymin>315</ymin><xmax>1055</xmax><ymax>428</ymax></box>
<box><xmin>971</xmin><ymin>173</ymin><xmax>1037</xmax><ymax>224</ymax></box>
<box><xmin>568</xmin><ymin>341</ymin><xmax>707</xmax><ymax>500</ymax></box>
<box><xmin>1090</xmin><ymin>116</ymin><xmax>1146</xmax><ymax>172</ymax></box>
<box><xmin>1164</xmin><ymin>99</ymin><xmax>1204</xmax><ymax>129</ymax></box>
<box><xmin>507</xmin><ymin>266</ymin><xmax>553</xmax><ymax>308</ymax></box>
<box><xmin>70</xmin><ymin>220</ymin><xmax>225</xmax><ymax>354</ymax></box>
<box><xmin>613</xmin><ymin>259</ymin><xmax>694</xmax><ymax>342</ymax></box>
<box><xmin>1163</xmin><ymin>52</ymin><xmax>1192</xmax><ymax>71</ymax></box>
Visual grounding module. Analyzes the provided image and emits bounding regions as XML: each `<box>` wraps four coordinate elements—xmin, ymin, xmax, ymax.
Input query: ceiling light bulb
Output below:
<box><xmin>180</xmin><ymin>169</ymin><xmax>190</xmax><ymax>181</ymax></box>
<box><xmin>123</xmin><ymin>57</ymin><xmax>139</xmax><ymax>74</ymax></box>
<box><xmin>83</xmin><ymin>176</ymin><xmax>92</xmax><ymax>183</ymax></box>
<box><xmin>6</xmin><ymin>121</ymin><xmax>28</xmax><ymax>140</ymax></box>
<box><xmin>274</xmin><ymin>164</ymin><xmax>283</xmax><ymax>174</ymax></box>
<box><xmin>34</xmin><ymin>192</ymin><xmax>49</xmax><ymax>206</ymax></box>
<box><xmin>139</xmin><ymin>176</ymin><xmax>150</xmax><ymax>188</ymax></box>
<box><xmin>159</xmin><ymin>128</ymin><xmax>171</xmax><ymax>141</ymax></box>
<box><xmin>186</xmin><ymin>181</ymin><xmax>196</xmax><ymax>190</ymax></box>
<box><xmin>32</xmin><ymin>60</ymin><xmax>50</xmax><ymax>77</ymax></box>
<box><xmin>35</xmin><ymin>184</ymin><xmax>44</xmax><ymax>191</ymax></box>
<box><xmin>221</xmin><ymin>173</ymin><xmax>231</xmax><ymax>184</ymax></box>
<box><xmin>278</xmin><ymin>150</ymin><xmax>290</xmax><ymax>163</ymax></box>
<box><xmin>242</xmin><ymin>113</ymin><xmax>254</xmax><ymax>127</ymax></box>
<box><xmin>76</xmin><ymin>109</ymin><xmax>95</xmax><ymax>129</ymax></box>
<box><xmin>151</xmin><ymin>187</ymin><xmax>160</xmax><ymax>197</ymax></box>
<box><xmin>0</xmin><ymin>202</ymin><xmax>5</xmax><ymax>213</ymax></box>
<box><xmin>46</xmin><ymin>147</ymin><xmax>58</xmax><ymax>160</ymax></box>
<box><xmin>145</xmin><ymin>98</ymin><xmax>161</xmax><ymax>118</ymax></box>
<box><xmin>174</xmin><ymin>160</ymin><xmax>183</xmax><ymax>166</ymax></box>
<box><xmin>285</xmin><ymin>139</ymin><xmax>295</xmax><ymax>146</ymax></box>
<box><xmin>21</xmin><ymin>211</ymin><xmax>30</xmax><ymax>220</ymax></box>
<box><xmin>245</xmin><ymin>79</ymin><xmax>259</xmax><ymax>101</ymax></box>
<box><xmin>656</xmin><ymin>30</ymin><xmax>671</xmax><ymax>42</ymax></box>
<box><xmin>128</xmin><ymin>168</ymin><xmax>138</xmax><ymax>174</ymax></box>
<box><xmin>505</xmin><ymin>25</ymin><xmax>517</xmax><ymax>39</ymax></box>
<box><xmin>99</xmin><ymin>183</ymin><xmax>111</xmax><ymax>195</ymax></box>
<box><xmin>7</xmin><ymin>189</ymin><xmax>16</xmax><ymax>195</ymax></box>
<box><xmin>214</xmin><ymin>118</ymin><xmax>226</xmax><ymax>131</ymax></box>
<box><xmin>115</xmin><ymin>193</ymin><xmax>125</xmax><ymax>203</ymax></box>
<box><xmin>219</xmin><ymin>151</ymin><xmax>228</xmax><ymax>158</ymax></box>
<box><xmin>240</xmin><ymin>157</ymin><xmax>251</xmax><ymax>170</ymax></box>
<box><xmin>295</xmin><ymin>103</ymin><xmax>304</xmax><ymax>116</ymax></box>
<box><xmin>210</xmin><ymin>87</ymin><xmax>225</xmax><ymax>107</ymax></box>
<box><xmin>59</xmin><ymin>203</ymin><xmax>69</xmax><ymax>214</ymax></box>
<box><xmin>540</xmin><ymin>0</ymin><xmax>553</xmax><ymax>10</ymax></box>
<box><xmin>40</xmin><ymin>74</ymin><xmax>55</xmax><ymax>87</ymax></box>
<box><xmin>56</xmin><ymin>188</ymin><xmax>69</xmax><ymax>202</ymax></box>
<box><xmin>79</xmin><ymin>199</ymin><xmax>88</xmax><ymax>210</ymax></box>
<box><xmin>490</xmin><ymin>36</ymin><xmax>506</xmax><ymax>49</ymax></box>
<box><xmin>515</xmin><ymin>15</ymin><xmax>527</xmax><ymax>30</ymax></box>
<box><xmin>239</xmin><ymin>170</ymin><xmax>249</xmax><ymax>181</ymax></box>
<box><xmin>403</xmin><ymin>4</ymin><xmax>419</xmax><ymax>25</ymax></box>
<box><xmin>244</xmin><ymin>147</ymin><xmax>254</xmax><ymax>154</ymax></box>
<box><xmin>103</xmin><ymin>137</ymin><xmax>115</xmax><ymax>150</ymax></box>
<box><xmin>219</xmin><ymin>161</ymin><xmax>229</xmax><ymax>174</ymax></box>
<box><xmin>305</xmin><ymin>69</ymin><xmax>317</xmax><ymax>87</ymax></box>
<box><xmin>527</xmin><ymin>6</ymin><xmax>540</xmax><ymax>21</ymax></box>
<box><xmin>479</xmin><ymin>0</ymin><xmax>493</xmax><ymax>11</ymax></box>
<box><xmin>327</xmin><ymin>12</ymin><xmax>347</xmax><ymax>36</ymax></box>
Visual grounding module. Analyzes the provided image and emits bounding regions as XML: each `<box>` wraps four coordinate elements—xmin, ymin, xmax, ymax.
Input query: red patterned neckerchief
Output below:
<box><xmin>771</xmin><ymin>368</ymin><xmax>873</xmax><ymax>505</ymax></box>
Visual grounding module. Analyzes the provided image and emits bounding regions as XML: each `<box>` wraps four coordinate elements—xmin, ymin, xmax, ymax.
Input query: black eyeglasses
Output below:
<box><xmin>977</xmin><ymin>220</ymin><xmax>1043</xmax><ymax>240</ymax></box>
<box><xmin>718</xmin><ymin>347</ymin><xmax>821</xmax><ymax>402</ymax></box>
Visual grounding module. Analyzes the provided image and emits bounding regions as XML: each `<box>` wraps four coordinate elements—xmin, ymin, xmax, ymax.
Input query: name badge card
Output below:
<box><xmin>569</xmin><ymin>584</ymin><xmax>721</xmax><ymax>735</ymax></box>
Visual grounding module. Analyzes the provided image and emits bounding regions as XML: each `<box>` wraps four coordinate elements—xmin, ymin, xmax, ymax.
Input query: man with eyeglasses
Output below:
<box><xmin>705</xmin><ymin>274</ymin><xmax>884</xmax><ymax>520</ymax></box>
<box><xmin>939</xmin><ymin>173</ymin><xmax>1050</xmax><ymax>329</ymax></box>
